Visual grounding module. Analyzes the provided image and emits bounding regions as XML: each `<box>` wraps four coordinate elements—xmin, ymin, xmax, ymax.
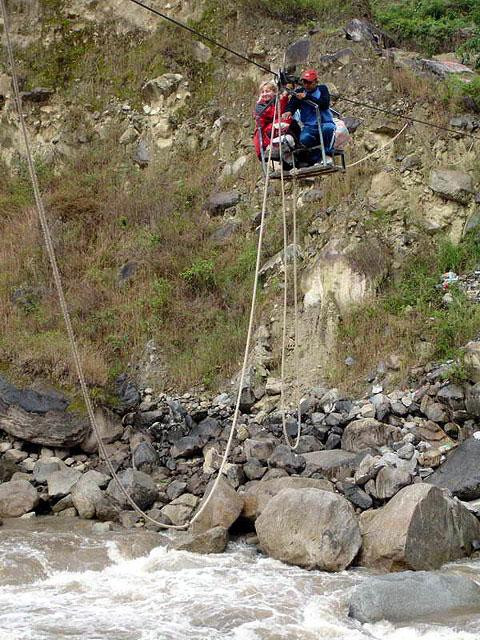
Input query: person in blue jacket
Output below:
<box><xmin>282</xmin><ymin>68</ymin><xmax>335</xmax><ymax>165</ymax></box>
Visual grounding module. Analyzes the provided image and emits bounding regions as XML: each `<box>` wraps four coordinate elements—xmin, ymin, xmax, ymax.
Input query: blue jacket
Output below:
<box><xmin>286</xmin><ymin>84</ymin><xmax>334</xmax><ymax>127</ymax></box>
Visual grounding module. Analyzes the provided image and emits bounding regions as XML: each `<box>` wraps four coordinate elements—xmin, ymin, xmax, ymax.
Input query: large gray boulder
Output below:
<box><xmin>427</xmin><ymin>437</ymin><xmax>480</xmax><ymax>500</ymax></box>
<box><xmin>205</xmin><ymin>190</ymin><xmax>241</xmax><ymax>216</ymax></box>
<box><xmin>161</xmin><ymin>493</ymin><xmax>198</xmax><ymax>526</ymax></box>
<box><xmin>429</xmin><ymin>169</ymin><xmax>474</xmax><ymax>204</ymax></box>
<box><xmin>302</xmin><ymin>450</ymin><xmax>359</xmax><ymax>480</ymax></box>
<box><xmin>0</xmin><ymin>479</ymin><xmax>39</xmax><ymax>517</ymax></box>
<box><xmin>255</xmin><ymin>488</ymin><xmax>361</xmax><ymax>570</ymax></box>
<box><xmin>0</xmin><ymin>401</ymin><xmax>89</xmax><ymax>448</ymax></box>
<box><xmin>375</xmin><ymin>466</ymin><xmax>412</xmax><ymax>499</ymax></box>
<box><xmin>0</xmin><ymin>376</ymin><xmax>88</xmax><ymax>448</ymax></box>
<box><xmin>359</xmin><ymin>484</ymin><xmax>480</xmax><ymax>571</ymax></box>
<box><xmin>0</xmin><ymin>375</ymin><xmax>67</xmax><ymax>413</ymax></box>
<box><xmin>106</xmin><ymin>469</ymin><xmax>157</xmax><ymax>511</ymax></box>
<box><xmin>169</xmin><ymin>526</ymin><xmax>228</xmax><ymax>554</ymax></box>
<box><xmin>190</xmin><ymin>475</ymin><xmax>243</xmax><ymax>533</ymax></box>
<box><xmin>242</xmin><ymin>476</ymin><xmax>334</xmax><ymax>520</ymax></box>
<box><xmin>244</xmin><ymin>438</ymin><xmax>275</xmax><ymax>463</ymax></box>
<box><xmin>132</xmin><ymin>441</ymin><xmax>159</xmax><ymax>471</ymax></box>
<box><xmin>349</xmin><ymin>571</ymin><xmax>480</xmax><ymax>623</ymax></box>
<box><xmin>268</xmin><ymin>445</ymin><xmax>306</xmax><ymax>474</ymax></box>
<box><xmin>71</xmin><ymin>470</ymin><xmax>111</xmax><ymax>519</ymax></box>
<box><xmin>47</xmin><ymin>469</ymin><xmax>82</xmax><ymax>499</ymax></box>
<box><xmin>32</xmin><ymin>458</ymin><xmax>63</xmax><ymax>484</ymax></box>
<box><xmin>341</xmin><ymin>418</ymin><xmax>401</xmax><ymax>452</ymax></box>
<box><xmin>142</xmin><ymin>73</ymin><xmax>183</xmax><ymax>102</ymax></box>
<box><xmin>344</xmin><ymin>19</ymin><xmax>394</xmax><ymax>48</ymax></box>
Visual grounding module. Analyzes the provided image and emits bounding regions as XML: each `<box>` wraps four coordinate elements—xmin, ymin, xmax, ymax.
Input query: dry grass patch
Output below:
<box><xmin>329</xmin><ymin>234</ymin><xmax>480</xmax><ymax>392</ymax></box>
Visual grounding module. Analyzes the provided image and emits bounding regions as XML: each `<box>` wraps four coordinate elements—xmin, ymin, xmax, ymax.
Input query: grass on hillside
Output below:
<box><xmin>330</xmin><ymin>232</ymin><xmax>480</xmax><ymax>390</ymax></box>
<box><xmin>235</xmin><ymin>0</ymin><xmax>357</xmax><ymax>21</ymax></box>
<box><xmin>13</xmin><ymin>0</ymin><xmax>226</xmax><ymax>112</ymax></box>
<box><xmin>372</xmin><ymin>0</ymin><xmax>480</xmax><ymax>65</ymax></box>
<box><xmin>0</xmin><ymin>135</ymin><xmax>264</xmax><ymax>393</ymax></box>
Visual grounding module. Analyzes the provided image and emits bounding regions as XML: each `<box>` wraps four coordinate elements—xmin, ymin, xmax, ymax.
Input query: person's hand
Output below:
<box><xmin>282</xmin><ymin>111</ymin><xmax>292</xmax><ymax>118</ymax></box>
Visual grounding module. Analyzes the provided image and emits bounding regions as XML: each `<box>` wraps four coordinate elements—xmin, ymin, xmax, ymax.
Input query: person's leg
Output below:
<box><xmin>299</xmin><ymin>125</ymin><xmax>320</xmax><ymax>164</ymax></box>
<box><xmin>322</xmin><ymin>122</ymin><xmax>336</xmax><ymax>153</ymax></box>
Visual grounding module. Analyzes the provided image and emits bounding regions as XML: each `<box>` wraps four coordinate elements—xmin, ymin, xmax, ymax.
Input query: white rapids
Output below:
<box><xmin>0</xmin><ymin>518</ymin><xmax>479</xmax><ymax>640</ymax></box>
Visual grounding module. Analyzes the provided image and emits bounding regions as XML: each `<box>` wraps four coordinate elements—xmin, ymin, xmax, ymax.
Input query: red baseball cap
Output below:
<box><xmin>301</xmin><ymin>69</ymin><xmax>318</xmax><ymax>82</ymax></box>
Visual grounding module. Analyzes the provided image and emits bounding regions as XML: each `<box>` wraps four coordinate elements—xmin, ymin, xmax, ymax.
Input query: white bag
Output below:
<box><xmin>332</xmin><ymin>118</ymin><xmax>351</xmax><ymax>150</ymax></box>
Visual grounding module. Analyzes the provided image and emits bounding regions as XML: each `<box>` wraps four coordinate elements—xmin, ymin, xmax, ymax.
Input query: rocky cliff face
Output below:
<box><xmin>1</xmin><ymin>0</ymin><xmax>480</xmax><ymax>400</ymax></box>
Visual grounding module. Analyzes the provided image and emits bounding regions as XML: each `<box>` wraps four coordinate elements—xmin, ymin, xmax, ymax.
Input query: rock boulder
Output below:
<box><xmin>427</xmin><ymin>436</ymin><xmax>480</xmax><ymax>500</ymax></box>
<box><xmin>190</xmin><ymin>475</ymin><xmax>243</xmax><ymax>533</ymax></box>
<box><xmin>255</xmin><ymin>488</ymin><xmax>361</xmax><ymax>570</ymax></box>
<box><xmin>429</xmin><ymin>169</ymin><xmax>474</xmax><ymax>204</ymax></box>
<box><xmin>242</xmin><ymin>476</ymin><xmax>334</xmax><ymax>520</ymax></box>
<box><xmin>341</xmin><ymin>418</ymin><xmax>401</xmax><ymax>452</ymax></box>
<box><xmin>106</xmin><ymin>469</ymin><xmax>157</xmax><ymax>511</ymax></box>
<box><xmin>0</xmin><ymin>479</ymin><xmax>39</xmax><ymax>517</ymax></box>
<box><xmin>349</xmin><ymin>571</ymin><xmax>480</xmax><ymax>623</ymax></box>
<box><xmin>169</xmin><ymin>526</ymin><xmax>228</xmax><ymax>554</ymax></box>
<box><xmin>359</xmin><ymin>484</ymin><xmax>480</xmax><ymax>571</ymax></box>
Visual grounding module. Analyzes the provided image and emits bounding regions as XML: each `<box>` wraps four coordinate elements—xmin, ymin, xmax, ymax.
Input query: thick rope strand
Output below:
<box><xmin>276</xmin><ymin>101</ymin><xmax>302</xmax><ymax>450</ymax></box>
<box><xmin>346</xmin><ymin>122</ymin><xmax>409</xmax><ymax>168</ymax></box>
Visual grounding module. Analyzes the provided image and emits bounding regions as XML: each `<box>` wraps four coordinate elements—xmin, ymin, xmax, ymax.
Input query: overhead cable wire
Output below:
<box><xmin>125</xmin><ymin>0</ymin><xmax>274</xmax><ymax>74</ymax></box>
<box><xmin>338</xmin><ymin>96</ymin><xmax>480</xmax><ymax>142</ymax></box>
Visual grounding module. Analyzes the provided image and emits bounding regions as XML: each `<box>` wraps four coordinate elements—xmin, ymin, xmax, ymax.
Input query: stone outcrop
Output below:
<box><xmin>341</xmin><ymin>418</ymin><xmax>401</xmax><ymax>452</ymax></box>
<box><xmin>427</xmin><ymin>437</ymin><xmax>480</xmax><ymax>500</ymax></box>
<box><xmin>0</xmin><ymin>376</ymin><xmax>88</xmax><ymax>448</ymax></box>
<box><xmin>190</xmin><ymin>475</ymin><xmax>243</xmax><ymax>533</ymax></box>
<box><xmin>242</xmin><ymin>476</ymin><xmax>334</xmax><ymax>520</ymax></box>
<box><xmin>349</xmin><ymin>571</ymin><xmax>480</xmax><ymax>623</ymax></box>
<box><xmin>106</xmin><ymin>468</ymin><xmax>157</xmax><ymax>511</ymax></box>
<box><xmin>80</xmin><ymin>408</ymin><xmax>123</xmax><ymax>454</ymax></box>
<box><xmin>359</xmin><ymin>484</ymin><xmax>480</xmax><ymax>571</ymax></box>
<box><xmin>302</xmin><ymin>237</ymin><xmax>390</xmax><ymax>312</ymax></box>
<box><xmin>0</xmin><ymin>478</ymin><xmax>39</xmax><ymax>517</ymax></box>
<box><xmin>255</xmin><ymin>488</ymin><xmax>361</xmax><ymax>570</ymax></box>
<box><xmin>429</xmin><ymin>169</ymin><xmax>474</xmax><ymax>204</ymax></box>
<box><xmin>0</xmin><ymin>403</ymin><xmax>89</xmax><ymax>448</ymax></box>
<box><xmin>169</xmin><ymin>526</ymin><xmax>229</xmax><ymax>554</ymax></box>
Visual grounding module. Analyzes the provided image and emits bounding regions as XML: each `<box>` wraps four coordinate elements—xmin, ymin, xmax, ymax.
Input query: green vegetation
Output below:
<box><xmin>0</xmin><ymin>122</ymin><xmax>262</xmax><ymax>391</ymax></box>
<box><xmin>17</xmin><ymin>0</ymin><xmax>225</xmax><ymax>111</ymax></box>
<box><xmin>235</xmin><ymin>0</ymin><xmax>355</xmax><ymax>21</ymax></box>
<box><xmin>372</xmin><ymin>0</ymin><xmax>480</xmax><ymax>66</ymax></box>
<box><xmin>333</xmin><ymin>233</ymin><xmax>480</xmax><ymax>388</ymax></box>
<box><xmin>444</xmin><ymin>74</ymin><xmax>480</xmax><ymax>110</ymax></box>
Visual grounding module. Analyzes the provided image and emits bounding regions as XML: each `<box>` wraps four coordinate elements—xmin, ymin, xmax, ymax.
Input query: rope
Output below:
<box><xmin>338</xmin><ymin>96</ymin><xmax>480</xmax><ymax>143</ymax></box>
<box><xmin>276</xmin><ymin>101</ymin><xmax>302</xmax><ymax>450</ymax></box>
<box><xmin>346</xmin><ymin>122</ymin><xmax>409</xmax><ymax>168</ymax></box>
<box><xmin>125</xmin><ymin>0</ymin><xmax>273</xmax><ymax>74</ymax></box>
<box><xmin>0</xmin><ymin>0</ymin><xmax>277</xmax><ymax>531</ymax></box>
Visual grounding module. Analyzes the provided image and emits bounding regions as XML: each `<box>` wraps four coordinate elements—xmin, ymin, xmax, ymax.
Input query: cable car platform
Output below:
<box><xmin>267</xmin><ymin>150</ymin><xmax>346</xmax><ymax>180</ymax></box>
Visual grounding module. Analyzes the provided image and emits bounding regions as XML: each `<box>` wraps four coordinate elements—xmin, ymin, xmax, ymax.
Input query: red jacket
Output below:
<box><xmin>253</xmin><ymin>94</ymin><xmax>290</xmax><ymax>158</ymax></box>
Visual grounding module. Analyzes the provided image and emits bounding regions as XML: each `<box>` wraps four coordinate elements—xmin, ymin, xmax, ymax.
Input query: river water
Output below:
<box><xmin>1</xmin><ymin>517</ymin><xmax>479</xmax><ymax>640</ymax></box>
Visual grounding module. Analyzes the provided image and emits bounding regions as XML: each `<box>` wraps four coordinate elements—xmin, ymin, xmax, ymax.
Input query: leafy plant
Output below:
<box><xmin>372</xmin><ymin>0</ymin><xmax>480</xmax><ymax>63</ymax></box>
<box><xmin>181</xmin><ymin>258</ymin><xmax>217</xmax><ymax>291</ymax></box>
